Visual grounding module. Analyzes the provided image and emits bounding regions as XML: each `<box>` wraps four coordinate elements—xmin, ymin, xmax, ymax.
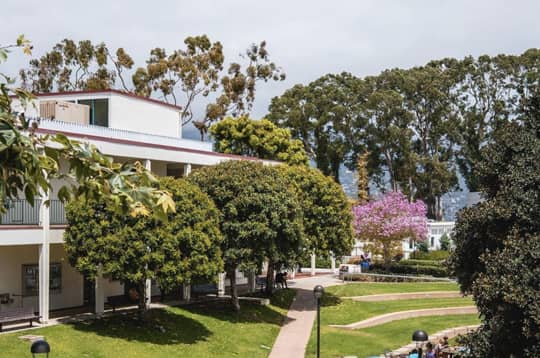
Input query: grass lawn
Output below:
<box><xmin>305</xmin><ymin>314</ymin><xmax>480</xmax><ymax>358</ymax></box>
<box><xmin>0</xmin><ymin>289</ymin><xmax>296</xmax><ymax>358</ymax></box>
<box><xmin>326</xmin><ymin>281</ymin><xmax>459</xmax><ymax>297</ymax></box>
<box><xmin>320</xmin><ymin>297</ymin><xmax>474</xmax><ymax>325</ymax></box>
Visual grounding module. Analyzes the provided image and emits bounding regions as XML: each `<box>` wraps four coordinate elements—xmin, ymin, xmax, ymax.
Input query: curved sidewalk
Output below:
<box><xmin>330</xmin><ymin>306</ymin><xmax>478</xmax><ymax>330</ymax></box>
<box><xmin>269</xmin><ymin>275</ymin><xmax>342</xmax><ymax>358</ymax></box>
<box><xmin>345</xmin><ymin>291</ymin><xmax>462</xmax><ymax>302</ymax></box>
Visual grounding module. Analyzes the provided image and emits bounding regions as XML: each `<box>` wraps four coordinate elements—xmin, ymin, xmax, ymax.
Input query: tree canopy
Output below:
<box><xmin>449</xmin><ymin>94</ymin><xmax>540</xmax><ymax>356</ymax></box>
<box><xmin>188</xmin><ymin>160</ymin><xmax>303</xmax><ymax>309</ymax></box>
<box><xmin>209</xmin><ymin>116</ymin><xmax>309</xmax><ymax>165</ymax></box>
<box><xmin>64</xmin><ymin>177</ymin><xmax>223</xmax><ymax>314</ymax></box>
<box><xmin>277</xmin><ymin>165</ymin><xmax>353</xmax><ymax>258</ymax></box>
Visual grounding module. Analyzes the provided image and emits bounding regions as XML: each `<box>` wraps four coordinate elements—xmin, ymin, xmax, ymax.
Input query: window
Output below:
<box><xmin>431</xmin><ymin>237</ymin><xmax>435</xmax><ymax>247</ymax></box>
<box><xmin>22</xmin><ymin>263</ymin><xmax>62</xmax><ymax>296</ymax></box>
<box><xmin>77</xmin><ymin>99</ymin><xmax>109</xmax><ymax>127</ymax></box>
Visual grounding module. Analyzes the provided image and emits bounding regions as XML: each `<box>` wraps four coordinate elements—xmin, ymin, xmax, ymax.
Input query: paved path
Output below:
<box><xmin>330</xmin><ymin>306</ymin><xmax>478</xmax><ymax>330</ymax></box>
<box><xmin>269</xmin><ymin>275</ymin><xmax>342</xmax><ymax>358</ymax></box>
<box><xmin>345</xmin><ymin>291</ymin><xmax>462</xmax><ymax>302</ymax></box>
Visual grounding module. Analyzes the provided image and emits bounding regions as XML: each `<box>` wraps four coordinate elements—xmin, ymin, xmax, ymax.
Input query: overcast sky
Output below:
<box><xmin>2</xmin><ymin>0</ymin><xmax>540</xmax><ymax>138</ymax></box>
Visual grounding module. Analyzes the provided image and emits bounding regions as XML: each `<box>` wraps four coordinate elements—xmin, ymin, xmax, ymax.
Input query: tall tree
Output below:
<box><xmin>356</xmin><ymin>151</ymin><xmax>370</xmax><ymax>203</ymax></box>
<box><xmin>449</xmin><ymin>94</ymin><xmax>540</xmax><ymax>356</ymax></box>
<box><xmin>402</xmin><ymin>64</ymin><xmax>460</xmax><ymax>219</ymax></box>
<box><xmin>352</xmin><ymin>191</ymin><xmax>428</xmax><ymax>271</ymax></box>
<box><xmin>65</xmin><ymin>177</ymin><xmax>223</xmax><ymax>317</ymax></box>
<box><xmin>132</xmin><ymin>35</ymin><xmax>224</xmax><ymax>128</ymax></box>
<box><xmin>2</xmin><ymin>37</ymin><xmax>173</xmax><ymax>219</ymax></box>
<box><xmin>19</xmin><ymin>39</ymin><xmax>134</xmax><ymax>92</ymax></box>
<box><xmin>209</xmin><ymin>115</ymin><xmax>309</xmax><ymax>165</ymax></box>
<box><xmin>268</xmin><ymin>72</ymin><xmax>367</xmax><ymax>182</ymax></box>
<box><xmin>189</xmin><ymin>161</ymin><xmax>303</xmax><ymax>310</ymax></box>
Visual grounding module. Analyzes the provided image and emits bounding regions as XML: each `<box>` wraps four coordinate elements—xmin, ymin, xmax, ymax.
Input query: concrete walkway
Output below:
<box><xmin>269</xmin><ymin>275</ymin><xmax>342</xmax><ymax>358</ymax></box>
<box><xmin>330</xmin><ymin>306</ymin><xmax>478</xmax><ymax>330</ymax></box>
<box><xmin>345</xmin><ymin>291</ymin><xmax>462</xmax><ymax>302</ymax></box>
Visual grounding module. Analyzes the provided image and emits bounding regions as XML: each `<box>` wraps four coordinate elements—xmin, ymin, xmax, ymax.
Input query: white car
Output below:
<box><xmin>338</xmin><ymin>264</ymin><xmax>362</xmax><ymax>279</ymax></box>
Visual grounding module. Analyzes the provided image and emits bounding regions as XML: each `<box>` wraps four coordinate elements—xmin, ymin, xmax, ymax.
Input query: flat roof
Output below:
<box><xmin>33</xmin><ymin>89</ymin><xmax>183</xmax><ymax>111</ymax></box>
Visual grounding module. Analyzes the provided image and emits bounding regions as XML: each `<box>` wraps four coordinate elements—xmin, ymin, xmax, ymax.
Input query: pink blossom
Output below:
<box><xmin>352</xmin><ymin>191</ymin><xmax>428</xmax><ymax>243</ymax></box>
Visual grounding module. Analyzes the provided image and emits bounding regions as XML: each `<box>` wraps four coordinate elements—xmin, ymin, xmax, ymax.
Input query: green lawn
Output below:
<box><xmin>326</xmin><ymin>281</ymin><xmax>459</xmax><ymax>297</ymax></box>
<box><xmin>321</xmin><ymin>297</ymin><xmax>474</xmax><ymax>325</ymax></box>
<box><xmin>0</xmin><ymin>289</ymin><xmax>295</xmax><ymax>358</ymax></box>
<box><xmin>306</xmin><ymin>314</ymin><xmax>480</xmax><ymax>358</ymax></box>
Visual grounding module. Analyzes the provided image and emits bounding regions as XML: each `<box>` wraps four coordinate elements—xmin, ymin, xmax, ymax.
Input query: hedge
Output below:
<box><xmin>398</xmin><ymin>259</ymin><xmax>444</xmax><ymax>267</ymax></box>
<box><xmin>371</xmin><ymin>262</ymin><xmax>448</xmax><ymax>277</ymax></box>
<box><xmin>410</xmin><ymin>250</ymin><xmax>450</xmax><ymax>260</ymax></box>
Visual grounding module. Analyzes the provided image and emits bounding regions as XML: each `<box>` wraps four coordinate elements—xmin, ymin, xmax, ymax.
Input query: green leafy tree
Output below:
<box><xmin>133</xmin><ymin>35</ymin><xmax>224</xmax><ymax>128</ymax></box>
<box><xmin>268</xmin><ymin>72</ymin><xmax>367</xmax><ymax>183</ymax></box>
<box><xmin>278</xmin><ymin>165</ymin><xmax>354</xmax><ymax>259</ymax></box>
<box><xmin>64</xmin><ymin>177</ymin><xmax>223</xmax><ymax>316</ymax></box>
<box><xmin>19</xmin><ymin>39</ymin><xmax>134</xmax><ymax>92</ymax></box>
<box><xmin>1</xmin><ymin>37</ymin><xmax>174</xmax><ymax>218</ymax></box>
<box><xmin>209</xmin><ymin>116</ymin><xmax>309</xmax><ymax>165</ymax></box>
<box><xmin>439</xmin><ymin>233</ymin><xmax>451</xmax><ymax>251</ymax></box>
<box><xmin>189</xmin><ymin>161</ymin><xmax>303</xmax><ymax>309</ymax></box>
<box><xmin>449</xmin><ymin>94</ymin><xmax>540</xmax><ymax>356</ymax></box>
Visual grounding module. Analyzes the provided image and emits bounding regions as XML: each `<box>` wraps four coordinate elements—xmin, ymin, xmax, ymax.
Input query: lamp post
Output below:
<box><xmin>30</xmin><ymin>340</ymin><xmax>50</xmax><ymax>358</ymax></box>
<box><xmin>313</xmin><ymin>285</ymin><xmax>324</xmax><ymax>358</ymax></box>
<box><xmin>412</xmin><ymin>330</ymin><xmax>428</xmax><ymax>357</ymax></box>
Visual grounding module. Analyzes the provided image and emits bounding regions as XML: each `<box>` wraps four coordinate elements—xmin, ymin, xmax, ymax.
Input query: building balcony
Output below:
<box><xmin>1</xmin><ymin>200</ymin><xmax>67</xmax><ymax>226</ymax></box>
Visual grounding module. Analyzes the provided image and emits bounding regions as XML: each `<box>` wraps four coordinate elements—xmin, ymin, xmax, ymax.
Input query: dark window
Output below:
<box><xmin>78</xmin><ymin>99</ymin><xmax>109</xmax><ymax>127</ymax></box>
<box><xmin>22</xmin><ymin>263</ymin><xmax>62</xmax><ymax>296</ymax></box>
<box><xmin>431</xmin><ymin>237</ymin><xmax>435</xmax><ymax>247</ymax></box>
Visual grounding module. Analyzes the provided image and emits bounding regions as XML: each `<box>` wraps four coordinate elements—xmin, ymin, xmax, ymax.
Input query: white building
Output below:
<box><xmin>1</xmin><ymin>90</ymin><xmax>274</xmax><ymax>323</ymax></box>
<box><xmin>350</xmin><ymin>221</ymin><xmax>455</xmax><ymax>259</ymax></box>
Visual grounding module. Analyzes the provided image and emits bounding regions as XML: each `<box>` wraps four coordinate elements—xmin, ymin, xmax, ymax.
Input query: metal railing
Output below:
<box><xmin>0</xmin><ymin>199</ymin><xmax>67</xmax><ymax>225</ymax></box>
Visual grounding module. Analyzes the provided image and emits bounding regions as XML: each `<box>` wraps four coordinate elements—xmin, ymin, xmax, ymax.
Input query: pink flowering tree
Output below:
<box><xmin>352</xmin><ymin>191</ymin><xmax>428</xmax><ymax>271</ymax></box>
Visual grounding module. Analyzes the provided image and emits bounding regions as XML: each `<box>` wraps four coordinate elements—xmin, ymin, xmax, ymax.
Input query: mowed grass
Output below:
<box><xmin>320</xmin><ymin>297</ymin><xmax>474</xmax><ymax>325</ymax></box>
<box><xmin>0</xmin><ymin>289</ymin><xmax>296</xmax><ymax>358</ymax></box>
<box><xmin>326</xmin><ymin>281</ymin><xmax>460</xmax><ymax>297</ymax></box>
<box><xmin>305</xmin><ymin>314</ymin><xmax>480</xmax><ymax>358</ymax></box>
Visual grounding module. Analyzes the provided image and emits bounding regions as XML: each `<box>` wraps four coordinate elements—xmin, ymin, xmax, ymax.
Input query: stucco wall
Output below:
<box><xmin>0</xmin><ymin>244</ymin><xmax>83</xmax><ymax>311</ymax></box>
<box><xmin>108</xmin><ymin>94</ymin><xmax>181</xmax><ymax>137</ymax></box>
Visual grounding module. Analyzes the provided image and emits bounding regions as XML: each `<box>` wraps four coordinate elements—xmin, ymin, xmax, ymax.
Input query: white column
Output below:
<box><xmin>145</xmin><ymin>279</ymin><xmax>152</xmax><ymax>308</ymax></box>
<box><xmin>311</xmin><ymin>253</ymin><xmax>316</xmax><ymax>276</ymax></box>
<box><xmin>331</xmin><ymin>253</ymin><xmax>336</xmax><ymax>273</ymax></box>
<box><xmin>217</xmin><ymin>273</ymin><xmax>226</xmax><ymax>297</ymax></box>
<box><xmin>94</xmin><ymin>270</ymin><xmax>105</xmax><ymax>316</ymax></box>
<box><xmin>183</xmin><ymin>163</ymin><xmax>192</xmax><ymax>177</ymax></box>
<box><xmin>38</xmin><ymin>192</ymin><xmax>50</xmax><ymax>323</ymax></box>
<box><xmin>247</xmin><ymin>272</ymin><xmax>256</xmax><ymax>293</ymax></box>
<box><xmin>183</xmin><ymin>284</ymin><xmax>191</xmax><ymax>302</ymax></box>
<box><xmin>143</xmin><ymin>159</ymin><xmax>152</xmax><ymax>172</ymax></box>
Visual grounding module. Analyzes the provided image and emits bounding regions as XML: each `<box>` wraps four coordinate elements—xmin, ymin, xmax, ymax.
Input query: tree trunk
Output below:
<box><xmin>383</xmin><ymin>245</ymin><xmax>391</xmax><ymax>272</ymax></box>
<box><xmin>228</xmin><ymin>270</ymin><xmax>240</xmax><ymax>311</ymax></box>
<box><xmin>137</xmin><ymin>281</ymin><xmax>147</xmax><ymax>320</ymax></box>
<box><xmin>265</xmin><ymin>260</ymin><xmax>275</xmax><ymax>295</ymax></box>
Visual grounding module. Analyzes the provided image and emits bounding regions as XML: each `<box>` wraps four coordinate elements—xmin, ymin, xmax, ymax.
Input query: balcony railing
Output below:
<box><xmin>0</xmin><ymin>199</ymin><xmax>67</xmax><ymax>226</ymax></box>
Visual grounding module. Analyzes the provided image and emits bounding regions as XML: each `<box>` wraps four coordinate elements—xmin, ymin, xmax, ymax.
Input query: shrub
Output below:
<box><xmin>371</xmin><ymin>262</ymin><xmax>448</xmax><ymax>277</ymax></box>
<box><xmin>440</xmin><ymin>233</ymin><xmax>451</xmax><ymax>251</ymax></box>
<box><xmin>411</xmin><ymin>250</ymin><xmax>450</xmax><ymax>260</ymax></box>
<box><xmin>416</xmin><ymin>240</ymin><xmax>429</xmax><ymax>253</ymax></box>
<box><xmin>399</xmin><ymin>259</ymin><xmax>443</xmax><ymax>267</ymax></box>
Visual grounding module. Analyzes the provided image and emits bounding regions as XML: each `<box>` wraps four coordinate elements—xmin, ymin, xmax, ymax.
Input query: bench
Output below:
<box><xmin>0</xmin><ymin>307</ymin><xmax>40</xmax><ymax>332</ymax></box>
<box><xmin>106</xmin><ymin>295</ymin><xmax>132</xmax><ymax>312</ymax></box>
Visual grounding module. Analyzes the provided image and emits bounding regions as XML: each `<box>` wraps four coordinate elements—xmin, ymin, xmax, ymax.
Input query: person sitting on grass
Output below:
<box><xmin>275</xmin><ymin>272</ymin><xmax>288</xmax><ymax>289</ymax></box>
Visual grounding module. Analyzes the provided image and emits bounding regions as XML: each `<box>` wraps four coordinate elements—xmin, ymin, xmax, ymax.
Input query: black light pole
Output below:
<box><xmin>412</xmin><ymin>329</ymin><xmax>428</xmax><ymax>357</ymax></box>
<box><xmin>313</xmin><ymin>285</ymin><xmax>324</xmax><ymax>358</ymax></box>
<box><xmin>30</xmin><ymin>340</ymin><xmax>50</xmax><ymax>358</ymax></box>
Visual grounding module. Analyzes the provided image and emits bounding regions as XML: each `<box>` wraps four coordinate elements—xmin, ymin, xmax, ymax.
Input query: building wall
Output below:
<box><xmin>0</xmin><ymin>244</ymin><xmax>83</xmax><ymax>311</ymax></box>
<box><xmin>108</xmin><ymin>94</ymin><xmax>181</xmax><ymax>138</ymax></box>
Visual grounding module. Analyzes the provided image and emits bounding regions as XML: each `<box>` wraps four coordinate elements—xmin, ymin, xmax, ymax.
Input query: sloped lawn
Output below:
<box><xmin>326</xmin><ymin>281</ymin><xmax>459</xmax><ymax>297</ymax></box>
<box><xmin>0</xmin><ymin>289</ymin><xmax>295</xmax><ymax>358</ymax></box>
